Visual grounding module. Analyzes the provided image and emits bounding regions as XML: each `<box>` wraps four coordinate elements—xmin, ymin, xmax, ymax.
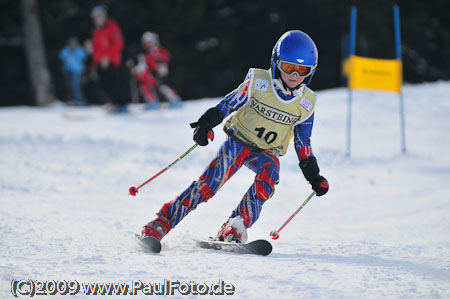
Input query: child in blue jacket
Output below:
<box><xmin>60</xmin><ymin>37</ymin><xmax>87</xmax><ymax>104</ymax></box>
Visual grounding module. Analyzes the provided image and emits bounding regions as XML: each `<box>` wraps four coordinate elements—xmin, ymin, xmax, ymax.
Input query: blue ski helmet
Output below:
<box><xmin>271</xmin><ymin>30</ymin><xmax>318</xmax><ymax>84</ymax></box>
<box><xmin>91</xmin><ymin>5</ymin><xmax>107</xmax><ymax>18</ymax></box>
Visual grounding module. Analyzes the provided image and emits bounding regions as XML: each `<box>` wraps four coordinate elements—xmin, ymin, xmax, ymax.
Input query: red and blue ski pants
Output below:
<box><xmin>158</xmin><ymin>137</ymin><xmax>280</xmax><ymax>228</ymax></box>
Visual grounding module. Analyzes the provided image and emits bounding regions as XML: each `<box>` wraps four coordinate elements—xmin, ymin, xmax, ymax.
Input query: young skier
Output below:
<box><xmin>141</xmin><ymin>31</ymin><xmax>182</xmax><ymax>109</ymax></box>
<box><xmin>140</xmin><ymin>30</ymin><xmax>329</xmax><ymax>243</ymax></box>
<box><xmin>129</xmin><ymin>53</ymin><xmax>159</xmax><ymax>108</ymax></box>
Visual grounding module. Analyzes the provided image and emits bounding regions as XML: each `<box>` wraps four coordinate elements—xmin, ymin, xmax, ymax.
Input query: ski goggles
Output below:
<box><xmin>277</xmin><ymin>60</ymin><xmax>315</xmax><ymax>78</ymax></box>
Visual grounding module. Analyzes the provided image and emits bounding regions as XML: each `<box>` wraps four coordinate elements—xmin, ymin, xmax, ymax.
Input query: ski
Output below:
<box><xmin>195</xmin><ymin>239</ymin><xmax>272</xmax><ymax>256</ymax></box>
<box><xmin>135</xmin><ymin>234</ymin><xmax>161</xmax><ymax>253</ymax></box>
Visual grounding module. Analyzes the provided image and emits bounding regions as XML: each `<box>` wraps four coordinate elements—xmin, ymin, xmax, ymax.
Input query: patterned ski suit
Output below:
<box><xmin>158</xmin><ymin>68</ymin><xmax>317</xmax><ymax>228</ymax></box>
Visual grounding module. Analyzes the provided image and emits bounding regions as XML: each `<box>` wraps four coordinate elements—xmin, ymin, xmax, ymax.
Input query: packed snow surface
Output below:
<box><xmin>1</xmin><ymin>82</ymin><xmax>450</xmax><ymax>298</ymax></box>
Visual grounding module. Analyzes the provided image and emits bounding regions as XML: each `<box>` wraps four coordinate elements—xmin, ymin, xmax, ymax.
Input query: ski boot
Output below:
<box><xmin>144</xmin><ymin>102</ymin><xmax>160</xmax><ymax>110</ymax></box>
<box><xmin>141</xmin><ymin>217</ymin><xmax>172</xmax><ymax>241</ymax></box>
<box><xmin>215</xmin><ymin>216</ymin><xmax>248</xmax><ymax>243</ymax></box>
<box><xmin>168</xmin><ymin>98</ymin><xmax>182</xmax><ymax>109</ymax></box>
<box><xmin>112</xmin><ymin>105</ymin><xmax>128</xmax><ymax>114</ymax></box>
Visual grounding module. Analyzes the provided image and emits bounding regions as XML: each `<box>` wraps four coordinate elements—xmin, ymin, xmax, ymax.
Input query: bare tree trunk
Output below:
<box><xmin>21</xmin><ymin>0</ymin><xmax>54</xmax><ymax>106</ymax></box>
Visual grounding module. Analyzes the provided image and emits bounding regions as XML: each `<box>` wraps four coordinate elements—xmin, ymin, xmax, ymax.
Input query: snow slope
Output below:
<box><xmin>1</xmin><ymin>82</ymin><xmax>450</xmax><ymax>298</ymax></box>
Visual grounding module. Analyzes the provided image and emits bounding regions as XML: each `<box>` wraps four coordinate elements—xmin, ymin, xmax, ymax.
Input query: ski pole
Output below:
<box><xmin>270</xmin><ymin>191</ymin><xmax>316</xmax><ymax>240</ymax></box>
<box><xmin>129</xmin><ymin>130</ymin><xmax>214</xmax><ymax>196</ymax></box>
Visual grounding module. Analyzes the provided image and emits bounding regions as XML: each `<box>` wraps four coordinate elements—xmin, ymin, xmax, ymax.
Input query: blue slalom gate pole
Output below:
<box><xmin>346</xmin><ymin>6</ymin><xmax>357</xmax><ymax>157</ymax></box>
<box><xmin>394</xmin><ymin>5</ymin><xmax>406</xmax><ymax>153</ymax></box>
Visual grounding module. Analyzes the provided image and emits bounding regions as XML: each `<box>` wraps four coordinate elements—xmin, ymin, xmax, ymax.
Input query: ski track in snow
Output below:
<box><xmin>1</xmin><ymin>82</ymin><xmax>450</xmax><ymax>298</ymax></box>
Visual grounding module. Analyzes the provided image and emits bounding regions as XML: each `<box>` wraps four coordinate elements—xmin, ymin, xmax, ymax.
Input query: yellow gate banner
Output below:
<box><xmin>343</xmin><ymin>55</ymin><xmax>402</xmax><ymax>92</ymax></box>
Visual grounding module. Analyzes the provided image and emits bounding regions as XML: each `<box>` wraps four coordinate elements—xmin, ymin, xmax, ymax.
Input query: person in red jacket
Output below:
<box><xmin>130</xmin><ymin>54</ymin><xmax>159</xmax><ymax>106</ymax></box>
<box><xmin>141</xmin><ymin>32</ymin><xmax>182</xmax><ymax>109</ymax></box>
<box><xmin>91</xmin><ymin>5</ymin><xmax>128</xmax><ymax>113</ymax></box>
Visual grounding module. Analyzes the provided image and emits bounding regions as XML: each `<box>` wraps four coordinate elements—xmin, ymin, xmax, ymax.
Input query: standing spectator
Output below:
<box><xmin>142</xmin><ymin>31</ymin><xmax>182</xmax><ymax>109</ymax></box>
<box><xmin>59</xmin><ymin>36</ymin><xmax>87</xmax><ymax>105</ymax></box>
<box><xmin>90</xmin><ymin>5</ymin><xmax>127</xmax><ymax>113</ymax></box>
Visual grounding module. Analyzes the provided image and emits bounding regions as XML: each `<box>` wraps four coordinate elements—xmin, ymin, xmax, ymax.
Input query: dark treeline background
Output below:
<box><xmin>1</xmin><ymin>0</ymin><xmax>449</xmax><ymax>106</ymax></box>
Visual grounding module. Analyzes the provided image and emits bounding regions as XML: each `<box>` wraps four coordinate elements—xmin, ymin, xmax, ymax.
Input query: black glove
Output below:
<box><xmin>310</xmin><ymin>176</ymin><xmax>329</xmax><ymax>196</ymax></box>
<box><xmin>190</xmin><ymin>107</ymin><xmax>224</xmax><ymax>146</ymax></box>
<box><xmin>299</xmin><ymin>156</ymin><xmax>329</xmax><ymax>196</ymax></box>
